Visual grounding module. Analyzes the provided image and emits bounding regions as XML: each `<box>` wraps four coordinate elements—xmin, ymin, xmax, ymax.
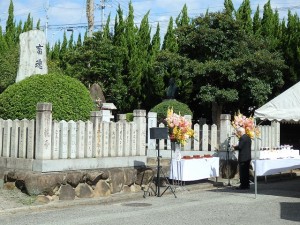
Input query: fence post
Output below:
<box><xmin>220</xmin><ymin>114</ymin><xmax>231</xmax><ymax>151</ymax></box>
<box><xmin>272</xmin><ymin>121</ymin><xmax>280</xmax><ymax>147</ymax></box>
<box><xmin>211</xmin><ymin>124</ymin><xmax>218</xmax><ymax>151</ymax></box>
<box><xmin>117</xmin><ymin>114</ymin><xmax>127</xmax><ymax>121</ymax></box>
<box><xmin>184</xmin><ymin>115</ymin><xmax>192</xmax><ymax>151</ymax></box>
<box><xmin>90</xmin><ymin>111</ymin><xmax>103</xmax><ymax>157</ymax></box>
<box><xmin>35</xmin><ymin>102</ymin><xmax>52</xmax><ymax>160</ymax></box>
<box><xmin>133</xmin><ymin>110</ymin><xmax>146</xmax><ymax>156</ymax></box>
<box><xmin>193</xmin><ymin>123</ymin><xmax>200</xmax><ymax>151</ymax></box>
<box><xmin>147</xmin><ymin>112</ymin><xmax>157</xmax><ymax>151</ymax></box>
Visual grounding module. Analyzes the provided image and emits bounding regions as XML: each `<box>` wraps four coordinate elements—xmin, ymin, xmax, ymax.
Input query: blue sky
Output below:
<box><xmin>1</xmin><ymin>0</ymin><xmax>300</xmax><ymax>46</ymax></box>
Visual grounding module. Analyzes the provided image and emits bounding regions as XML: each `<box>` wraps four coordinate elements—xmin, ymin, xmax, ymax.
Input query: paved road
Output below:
<box><xmin>0</xmin><ymin>177</ymin><xmax>299</xmax><ymax>225</ymax></box>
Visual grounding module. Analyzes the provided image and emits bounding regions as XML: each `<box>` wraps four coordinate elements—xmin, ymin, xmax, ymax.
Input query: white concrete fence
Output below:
<box><xmin>0</xmin><ymin>103</ymin><xmax>280</xmax><ymax>172</ymax></box>
<box><xmin>147</xmin><ymin>113</ymin><xmax>280</xmax><ymax>158</ymax></box>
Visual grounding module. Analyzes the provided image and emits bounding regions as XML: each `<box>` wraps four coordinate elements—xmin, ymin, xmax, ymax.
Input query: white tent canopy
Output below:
<box><xmin>253</xmin><ymin>81</ymin><xmax>300</xmax><ymax>198</ymax></box>
<box><xmin>254</xmin><ymin>81</ymin><xmax>300</xmax><ymax>122</ymax></box>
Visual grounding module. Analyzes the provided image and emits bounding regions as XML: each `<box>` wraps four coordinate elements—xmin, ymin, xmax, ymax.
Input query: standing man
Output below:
<box><xmin>234</xmin><ymin>127</ymin><xmax>252</xmax><ymax>190</ymax></box>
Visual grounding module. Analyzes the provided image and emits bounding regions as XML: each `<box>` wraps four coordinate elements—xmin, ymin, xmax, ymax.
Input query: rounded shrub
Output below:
<box><xmin>126</xmin><ymin>113</ymin><xmax>133</xmax><ymax>122</ymax></box>
<box><xmin>150</xmin><ymin>99</ymin><xmax>193</xmax><ymax>123</ymax></box>
<box><xmin>0</xmin><ymin>73</ymin><xmax>95</xmax><ymax>121</ymax></box>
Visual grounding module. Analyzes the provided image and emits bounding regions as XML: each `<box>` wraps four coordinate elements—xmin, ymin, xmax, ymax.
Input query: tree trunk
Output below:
<box><xmin>212</xmin><ymin>102</ymin><xmax>223</xmax><ymax>127</ymax></box>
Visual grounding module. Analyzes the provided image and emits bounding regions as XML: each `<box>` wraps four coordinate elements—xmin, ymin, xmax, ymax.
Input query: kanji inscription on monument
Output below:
<box><xmin>16</xmin><ymin>30</ymin><xmax>48</xmax><ymax>82</ymax></box>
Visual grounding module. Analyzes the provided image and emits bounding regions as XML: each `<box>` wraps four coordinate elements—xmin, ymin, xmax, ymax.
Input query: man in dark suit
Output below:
<box><xmin>234</xmin><ymin>127</ymin><xmax>252</xmax><ymax>190</ymax></box>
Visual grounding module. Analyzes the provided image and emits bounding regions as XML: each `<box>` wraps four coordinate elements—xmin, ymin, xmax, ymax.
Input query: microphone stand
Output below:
<box><xmin>226</xmin><ymin>136</ymin><xmax>232</xmax><ymax>186</ymax></box>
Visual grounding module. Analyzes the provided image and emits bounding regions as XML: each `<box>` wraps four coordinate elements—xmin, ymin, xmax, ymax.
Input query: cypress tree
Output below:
<box><xmin>103</xmin><ymin>13</ymin><xmax>111</xmax><ymax>39</ymax></box>
<box><xmin>273</xmin><ymin>10</ymin><xmax>281</xmax><ymax>39</ymax></box>
<box><xmin>176</xmin><ymin>4</ymin><xmax>190</xmax><ymax>27</ymax></box>
<box><xmin>0</xmin><ymin>25</ymin><xmax>8</xmax><ymax>52</ymax></box>
<box><xmin>68</xmin><ymin>31</ymin><xmax>74</xmax><ymax>49</ymax></box>
<box><xmin>142</xmin><ymin>22</ymin><xmax>164</xmax><ymax>110</ymax></box>
<box><xmin>5</xmin><ymin>0</ymin><xmax>15</xmax><ymax>46</ymax></box>
<box><xmin>224</xmin><ymin>0</ymin><xmax>235</xmax><ymax>17</ymax></box>
<box><xmin>162</xmin><ymin>17</ymin><xmax>178</xmax><ymax>52</ymax></box>
<box><xmin>125</xmin><ymin>1</ymin><xmax>141</xmax><ymax>108</ymax></box>
<box><xmin>137</xmin><ymin>11</ymin><xmax>152</xmax><ymax>105</ymax></box>
<box><xmin>150</xmin><ymin>23</ymin><xmax>161</xmax><ymax>59</ymax></box>
<box><xmin>253</xmin><ymin>5</ymin><xmax>261</xmax><ymax>35</ymax></box>
<box><xmin>60</xmin><ymin>31</ymin><xmax>68</xmax><ymax>58</ymax></box>
<box><xmin>51</xmin><ymin>41</ymin><xmax>61</xmax><ymax>60</ymax></box>
<box><xmin>16</xmin><ymin>21</ymin><xmax>22</xmax><ymax>40</ymax></box>
<box><xmin>261</xmin><ymin>0</ymin><xmax>275</xmax><ymax>37</ymax></box>
<box><xmin>23</xmin><ymin>13</ymin><xmax>33</xmax><ymax>32</ymax></box>
<box><xmin>113</xmin><ymin>5</ymin><xmax>126</xmax><ymax>48</ymax></box>
<box><xmin>236</xmin><ymin>0</ymin><xmax>252</xmax><ymax>33</ymax></box>
<box><xmin>76</xmin><ymin>33</ymin><xmax>82</xmax><ymax>47</ymax></box>
<box><xmin>36</xmin><ymin>19</ymin><xmax>41</xmax><ymax>30</ymax></box>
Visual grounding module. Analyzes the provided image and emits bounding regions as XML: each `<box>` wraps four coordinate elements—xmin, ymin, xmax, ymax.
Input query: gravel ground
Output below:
<box><xmin>0</xmin><ymin>187</ymin><xmax>37</xmax><ymax>210</ymax></box>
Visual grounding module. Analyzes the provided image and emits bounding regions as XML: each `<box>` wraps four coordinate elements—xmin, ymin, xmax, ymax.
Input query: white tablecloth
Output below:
<box><xmin>252</xmin><ymin>158</ymin><xmax>300</xmax><ymax>176</ymax></box>
<box><xmin>169</xmin><ymin>157</ymin><xmax>219</xmax><ymax>181</ymax></box>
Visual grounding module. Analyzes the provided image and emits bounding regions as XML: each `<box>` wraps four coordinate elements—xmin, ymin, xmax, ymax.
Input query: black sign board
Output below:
<box><xmin>150</xmin><ymin>127</ymin><xmax>168</xmax><ymax>140</ymax></box>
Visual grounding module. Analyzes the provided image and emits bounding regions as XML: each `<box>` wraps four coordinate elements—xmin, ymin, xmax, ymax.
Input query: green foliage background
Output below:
<box><xmin>0</xmin><ymin>0</ymin><xmax>300</xmax><ymax>123</ymax></box>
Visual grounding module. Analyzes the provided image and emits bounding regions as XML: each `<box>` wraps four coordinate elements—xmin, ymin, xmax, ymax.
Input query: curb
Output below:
<box><xmin>0</xmin><ymin>180</ymin><xmax>219</xmax><ymax>215</ymax></box>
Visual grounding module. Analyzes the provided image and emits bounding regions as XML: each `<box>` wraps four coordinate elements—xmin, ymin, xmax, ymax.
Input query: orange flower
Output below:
<box><xmin>232</xmin><ymin>111</ymin><xmax>259</xmax><ymax>139</ymax></box>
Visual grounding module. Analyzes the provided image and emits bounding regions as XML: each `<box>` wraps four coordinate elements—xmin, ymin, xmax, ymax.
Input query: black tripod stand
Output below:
<box><xmin>226</xmin><ymin>136</ymin><xmax>232</xmax><ymax>186</ymax></box>
<box><xmin>143</xmin><ymin>140</ymin><xmax>177</xmax><ymax>198</ymax></box>
<box><xmin>143</xmin><ymin>128</ymin><xmax>177</xmax><ymax>198</ymax></box>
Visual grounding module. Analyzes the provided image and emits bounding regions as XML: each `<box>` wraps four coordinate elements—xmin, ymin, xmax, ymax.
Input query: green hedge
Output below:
<box><xmin>150</xmin><ymin>99</ymin><xmax>193</xmax><ymax>123</ymax></box>
<box><xmin>0</xmin><ymin>73</ymin><xmax>95</xmax><ymax>121</ymax></box>
<box><xmin>126</xmin><ymin>113</ymin><xmax>134</xmax><ymax>122</ymax></box>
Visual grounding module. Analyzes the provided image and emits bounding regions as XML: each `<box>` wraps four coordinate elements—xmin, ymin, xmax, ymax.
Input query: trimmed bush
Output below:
<box><xmin>150</xmin><ymin>100</ymin><xmax>193</xmax><ymax>123</ymax></box>
<box><xmin>126</xmin><ymin>113</ymin><xmax>133</xmax><ymax>122</ymax></box>
<box><xmin>0</xmin><ymin>73</ymin><xmax>95</xmax><ymax>121</ymax></box>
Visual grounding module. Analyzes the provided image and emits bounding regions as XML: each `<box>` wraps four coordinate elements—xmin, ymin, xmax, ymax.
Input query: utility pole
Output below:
<box><xmin>44</xmin><ymin>0</ymin><xmax>49</xmax><ymax>40</ymax></box>
<box><xmin>100</xmin><ymin>0</ymin><xmax>105</xmax><ymax>30</ymax></box>
<box><xmin>86</xmin><ymin>0</ymin><xmax>94</xmax><ymax>37</ymax></box>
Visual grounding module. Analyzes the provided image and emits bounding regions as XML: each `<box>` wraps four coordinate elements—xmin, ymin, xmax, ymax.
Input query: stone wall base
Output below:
<box><xmin>0</xmin><ymin>156</ymin><xmax>147</xmax><ymax>172</ymax></box>
<box><xmin>0</xmin><ymin>165</ymin><xmax>157</xmax><ymax>200</ymax></box>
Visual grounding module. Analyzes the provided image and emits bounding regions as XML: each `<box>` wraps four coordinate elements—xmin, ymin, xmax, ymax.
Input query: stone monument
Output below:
<box><xmin>166</xmin><ymin>77</ymin><xmax>178</xmax><ymax>99</ymax></box>
<box><xmin>90</xmin><ymin>83</ymin><xmax>106</xmax><ymax>109</ymax></box>
<box><xmin>16</xmin><ymin>30</ymin><xmax>48</xmax><ymax>82</ymax></box>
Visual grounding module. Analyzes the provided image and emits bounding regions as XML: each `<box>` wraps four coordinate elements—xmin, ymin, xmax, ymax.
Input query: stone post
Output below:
<box><xmin>117</xmin><ymin>114</ymin><xmax>127</xmax><ymax>121</ymax></box>
<box><xmin>220</xmin><ymin>114</ymin><xmax>231</xmax><ymax>151</ymax></box>
<box><xmin>184</xmin><ymin>115</ymin><xmax>192</xmax><ymax>151</ymax></box>
<box><xmin>35</xmin><ymin>103</ymin><xmax>52</xmax><ymax>160</ymax></box>
<box><xmin>147</xmin><ymin>112</ymin><xmax>157</xmax><ymax>151</ymax></box>
<box><xmin>90</xmin><ymin>111</ymin><xmax>103</xmax><ymax>157</ymax></box>
<box><xmin>193</xmin><ymin>123</ymin><xmax>200</xmax><ymax>151</ymax></box>
<box><xmin>133</xmin><ymin>110</ymin><xmax>146</xmax><ymax>156</ymax></box>
<box><xmin>272</xmin><ymin>121</ymin><xmax>280</xmax><ymax>147</ymax></box>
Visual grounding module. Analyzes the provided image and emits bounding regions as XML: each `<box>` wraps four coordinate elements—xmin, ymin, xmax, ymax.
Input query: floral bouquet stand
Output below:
<box><xmin>166</xmin><ymin>108</ymin><xmax>194</xmax><ymax>190</ymax></box>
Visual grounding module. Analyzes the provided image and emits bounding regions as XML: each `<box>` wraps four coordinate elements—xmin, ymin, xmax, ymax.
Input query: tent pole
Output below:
<box><xmin>254</xmin><ymin>120</ymin><xmax>257</xmax><ymax>199</ymax></box>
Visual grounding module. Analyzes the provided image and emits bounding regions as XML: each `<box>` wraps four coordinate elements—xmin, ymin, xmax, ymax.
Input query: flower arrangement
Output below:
<box><xmin>232</xmin><ymin>111</ymin><xmax>260</xmax><ymax>139</ymax></box>
<box><xmin>165</xmin><ymin>107</ymin><xmax>194</xmax><ymax>146</ymax></box>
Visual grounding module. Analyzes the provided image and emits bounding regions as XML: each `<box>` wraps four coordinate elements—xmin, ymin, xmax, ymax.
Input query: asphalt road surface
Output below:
<box><xmin>0</xmin><ymin>177</ymin><xmax>299</xmax><ymax>225</ymax></box>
